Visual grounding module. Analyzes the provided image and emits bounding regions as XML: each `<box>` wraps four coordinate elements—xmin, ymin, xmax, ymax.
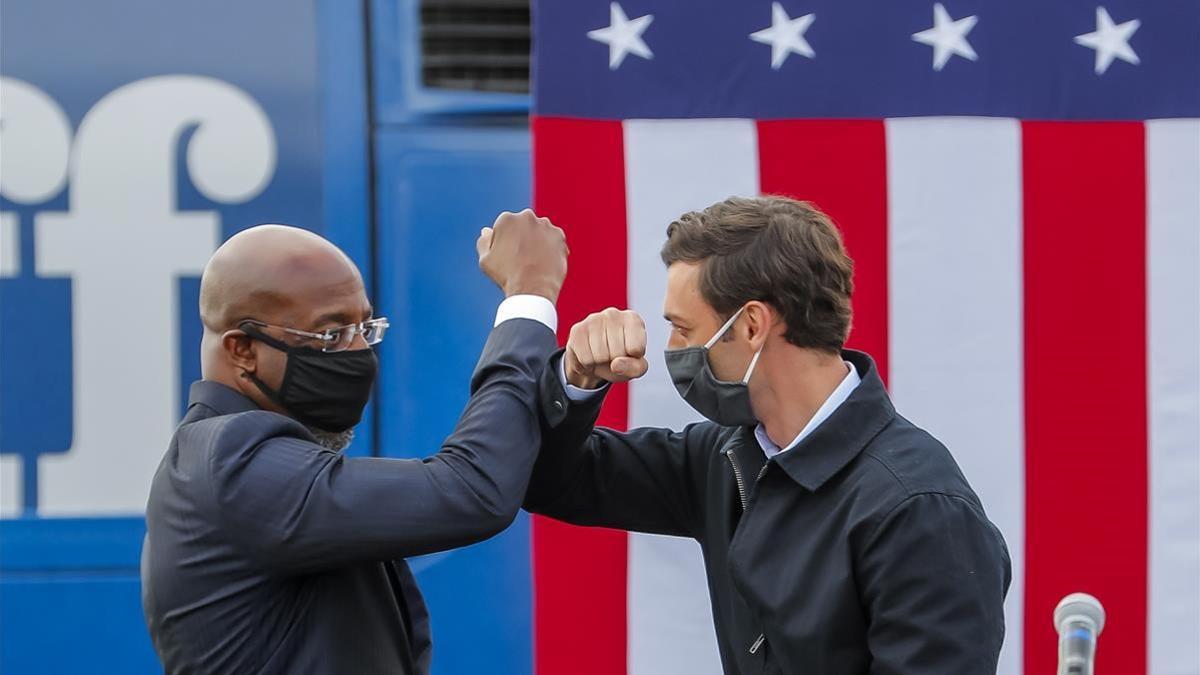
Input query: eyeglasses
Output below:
<box><xmin>240</xmin><ymin>317</ymin><xmax>390</xmax><ymax>353</ymax></box>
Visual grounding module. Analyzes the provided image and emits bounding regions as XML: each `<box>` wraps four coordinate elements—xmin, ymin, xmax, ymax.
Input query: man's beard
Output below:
<box><xmin>308</xmin><ymin>427</ymin><xmax>355</xmax><ymax>452</ymax></box>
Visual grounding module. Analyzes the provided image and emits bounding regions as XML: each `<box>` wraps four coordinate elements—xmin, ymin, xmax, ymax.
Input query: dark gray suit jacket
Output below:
<box><xmin>141</xmin><ymin>318</ymin><xmax>556</xmax><ymax>674</ymax></box>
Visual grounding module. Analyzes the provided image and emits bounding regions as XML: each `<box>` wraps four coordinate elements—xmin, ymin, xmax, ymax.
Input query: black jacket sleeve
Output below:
<box><xmin>858</xmin><ymin>492</ymin><xmax>1012</xmax><ymax>675</ymax></box>
<box><xmin>522</xmin><ymin>352</ymin><xmax>721</xmax><ymax>539</ymax></box>
<box><xmin>204</xmin><ymin>318</ymin><xmax>557</xmax><ymax>574</ymax></box>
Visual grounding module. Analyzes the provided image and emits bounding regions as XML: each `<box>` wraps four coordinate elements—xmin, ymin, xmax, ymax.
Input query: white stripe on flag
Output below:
<box><xmin>1147</xmin><ymin>119</ymin><xmax>1200</xmax><ymax>675</ymax></box>
<box><xmin>884</xmin><ymin>117</ymin><xmax>1025</xmax><ymax>675</ymax></box>
<box><xmin>623</xmin><ymin>118</ymin><xmax>759</xmax><ymax>675</ymax></box>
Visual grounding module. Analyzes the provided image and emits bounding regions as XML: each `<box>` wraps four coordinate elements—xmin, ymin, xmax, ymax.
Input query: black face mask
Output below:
<box><xmin>664</xmin><ymin>305</ymin><xmax>762</xmax><ymax>427</ymax></box>
<box><xmin>240</xmin><ymin>324</ymin><xmax>378</xmax><ymax>433</ymax></box>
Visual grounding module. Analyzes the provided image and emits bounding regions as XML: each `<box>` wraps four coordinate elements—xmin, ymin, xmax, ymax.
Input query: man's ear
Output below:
<box><xmin>743</xmin><ymin>301</ymin><xmax>776</xmax><ymax>349</ymax></box>
<box><xmin>222</xmin><ymin>330</ymin><xmax>257</xmax><ymax>376</ymax></box>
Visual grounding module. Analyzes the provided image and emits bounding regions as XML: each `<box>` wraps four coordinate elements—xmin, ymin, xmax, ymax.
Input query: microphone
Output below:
<box><xmin>1054</xmin><ymin>593</ymin><xmax>1106</xmax><ymax>675</ymax></box>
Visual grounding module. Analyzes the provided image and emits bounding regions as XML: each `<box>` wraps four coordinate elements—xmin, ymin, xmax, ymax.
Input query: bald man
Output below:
<box><xmin>141</xmin><ymin>211</ymin><xmax>567</xmax><ymax>674</ymax></box>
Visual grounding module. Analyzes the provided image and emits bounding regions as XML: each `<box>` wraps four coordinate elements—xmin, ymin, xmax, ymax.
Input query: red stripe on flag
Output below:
<box><xmin>756</xmin><ymin>120</ymin><xmax>891</xmax><ymax>382</ymax></box>
<box><xmin>531</xmin><ymin>116</ymin><xmax>629</xmax><ymax>675</ymax></box>
<box><xmin>1022</xmin><ymin>121</ymin><xmax>1148</xmax><ymax>675</ymax></box>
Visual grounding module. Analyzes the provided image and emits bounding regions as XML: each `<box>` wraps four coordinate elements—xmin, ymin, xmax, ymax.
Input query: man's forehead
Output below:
<box><xmin>268</xmin><ymin>274</ymin><xmax>370</xmax><ymax>326</ymax></box>
<box><xmin>293</xmin><ymin>292</ymin><xmax>372</xmax><ymax>328</ymax></box>
<box><xmin>665</xmin><ymin>261</ymin><xmax>703</xmax><ymax>293</ymax></box>
<box><xmin>664</xmin><ymin>262</ymin><xmax>709</xmax><ymax>319</ymax></box>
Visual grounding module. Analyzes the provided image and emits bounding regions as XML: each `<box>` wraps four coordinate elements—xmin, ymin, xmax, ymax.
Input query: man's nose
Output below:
<box><xmin>349</xmin><ymin>331</ymin><xmax>371</xmax><ymax>350</ymax></box>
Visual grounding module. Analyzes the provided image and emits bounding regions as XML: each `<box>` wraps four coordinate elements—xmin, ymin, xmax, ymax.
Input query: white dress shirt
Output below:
<box><xmin>753</xmin><ymin>362</ymin><xmax>860</xmax><ymax>459</ymax></box>
<box><xmin>494</xmin><ymin>294</ymin><xmax>558</xmax><ymax>332</ymax></box>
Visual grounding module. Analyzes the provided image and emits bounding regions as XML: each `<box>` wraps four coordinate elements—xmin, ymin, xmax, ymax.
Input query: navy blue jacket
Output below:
<box><xmin>142</xmin><ymin>318</ymin><xmax>556</xmax><ymax>674</ymax></box>
<box><xmin>525</xmin><ymin>350</ymin><xmax>1011</xmax><ymax>674</ymax></box>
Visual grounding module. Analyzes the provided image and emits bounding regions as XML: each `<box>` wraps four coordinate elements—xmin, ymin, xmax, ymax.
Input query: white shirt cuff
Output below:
<box><xmin>558</xmin><ymin>355</ymin><xmax>608</xmax><ymax>402</ymax></box>
<box><xmin>494</xmin><ymin>294</ymin><xmax>557</xmax><ymax>333</ymax></box>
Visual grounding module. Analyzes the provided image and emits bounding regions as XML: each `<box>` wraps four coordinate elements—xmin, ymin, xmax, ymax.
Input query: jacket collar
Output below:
<box><xmin>187</xmin><ymin>380</ymin><xmax>261</xmax><ymax>418</ymax></box>
<box><xmin>768</xmin><ymin>350</ymin><xmax>895</xmax><ymax>492</ymax></box>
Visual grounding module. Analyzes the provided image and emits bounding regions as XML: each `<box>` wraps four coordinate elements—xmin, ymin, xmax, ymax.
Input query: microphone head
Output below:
<box><xmin>1054</xmin><ymin>592</ymin><xmax>1106</xmax><ymax>635</ymax></box>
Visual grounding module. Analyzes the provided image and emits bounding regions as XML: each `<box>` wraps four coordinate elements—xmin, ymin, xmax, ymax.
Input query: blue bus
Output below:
<box><xmin>0</xmin><ymin>1</ymin><xmax>535</xmax><ymax>672</ymax></box>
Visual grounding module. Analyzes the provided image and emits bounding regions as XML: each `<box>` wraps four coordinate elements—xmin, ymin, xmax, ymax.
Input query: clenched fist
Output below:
<box><xmin>477</xmin><ymin>209</ymin><xmax>568</xmax><ymax>302</ymax></box>
<box><xmin>564</xmin><ymin>308</ymin><xmax>649</xmax><ymax>389</ymax></box>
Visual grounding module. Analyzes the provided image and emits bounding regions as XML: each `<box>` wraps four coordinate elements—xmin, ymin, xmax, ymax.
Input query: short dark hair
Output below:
<box><xmin>660</xmin><ymin>195</ymin><xmax>854</xmax><ymax>353</ymax></box>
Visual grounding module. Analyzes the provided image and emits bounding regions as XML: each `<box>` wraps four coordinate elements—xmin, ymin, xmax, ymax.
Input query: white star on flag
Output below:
<box><xmin>749</xmin><ymin>2</ymin><xmax>816</xmax><ymax>70</ymax></box>
<box><xmin>588</xmin><ymin>2</ymin><xmax>654</xmax><ymax>70</ymax></box>
<box><xmin>1074</xmin><ymin>6</ymin><xmax>1140</xmax><ymax>75</ymax></box>
<box><xmin>912</xmin><ymin>3</ymin><xmax>978</xmax><ymax>71</ymax></box>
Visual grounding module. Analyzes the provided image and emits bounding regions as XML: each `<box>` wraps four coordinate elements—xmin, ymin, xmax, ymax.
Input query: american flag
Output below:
<box><xmin>529</xmin><ymin>2</ymin><xmax>1200</xmax><ymax>674</ymax></box>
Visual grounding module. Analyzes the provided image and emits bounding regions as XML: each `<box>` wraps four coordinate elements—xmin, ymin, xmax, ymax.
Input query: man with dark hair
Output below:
<box><xmin>525</xmin><ymin>196</ymin><xmax>1011</xmax><ymax>674</ymax></box>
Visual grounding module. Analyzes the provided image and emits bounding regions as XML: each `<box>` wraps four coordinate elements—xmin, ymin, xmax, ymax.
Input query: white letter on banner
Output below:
<box><xmin>35</xmin><ymin>75</ymin><xmax>276</xmax><ymax>514</ymax></box>
<box><xmin>0</xmin><ymin>77</ymin><xmax>75</xmax><ymax>516</ymax></box>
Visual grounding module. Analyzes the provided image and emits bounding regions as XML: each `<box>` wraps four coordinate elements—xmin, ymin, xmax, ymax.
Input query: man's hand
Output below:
<box><xmin>477</xmin><ymin>209</ymin><xmax>568</xmax><ymax>303</ymax></box>
<box><xmin>564</xmin><ymin>308</ymin><xmax>649</xmax><ymax>389</ymax></box>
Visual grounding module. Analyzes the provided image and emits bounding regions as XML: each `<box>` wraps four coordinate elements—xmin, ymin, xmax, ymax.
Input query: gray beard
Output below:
<box><xmin>308</xmin><ymin>427</ymin><xmax>355</xmax><ymax>452</ymax></box>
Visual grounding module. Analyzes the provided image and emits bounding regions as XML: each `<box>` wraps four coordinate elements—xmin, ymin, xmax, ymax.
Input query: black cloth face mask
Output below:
<box><xmin>239</xmin><ymin>323</ymin><xmax>378</xmax><ymax>433</ymax></box>
<box><xmin>664</xmin><ymin>306</ymin><xmax>763</xmax><ymax>427</ymax></box>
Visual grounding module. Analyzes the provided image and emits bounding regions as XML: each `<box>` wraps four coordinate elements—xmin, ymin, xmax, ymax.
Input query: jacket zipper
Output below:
<box><xmin>725</xmin><ymin>448</ymin><xmax>750</xmax><ymax>510</ymax></box>
<box><xmin>725</xmin><ymin>448</ymin><xmax>770</xmax><ymax>511</ymax></box>
<box><xmin>727</xmin><ymin>448</ymin><xmax>770</xmax><ymax>659</ymax></box>
<box><xmin>749</xmin><ymin>633</ymin><xmax>765</xmax><ymax>655</ymax></box>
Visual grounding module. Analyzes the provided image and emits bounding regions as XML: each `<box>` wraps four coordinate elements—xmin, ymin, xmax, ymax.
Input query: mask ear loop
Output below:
<box><xmin>236</xmin><ymin>323</ymin><xmax>293</xmax><ymax>411</ymax></box>
<box><xmin>239</xmin><ymin>322</ymin><xmax>295</xmax><ymax>353</ymax></box>
<box><xmin>704</xmin><ymin>306</ymin><xmax>747</xmax><ymax>350</ymax></box>
<box><xmin>705</xmin><ymin>306</ymin><xmax>762</xmax><ymax>382</ymax></box>
<box><xmin>742</xmin><ymin>347</ymin><xmax>763</xmax><ymax>384</ymax></box>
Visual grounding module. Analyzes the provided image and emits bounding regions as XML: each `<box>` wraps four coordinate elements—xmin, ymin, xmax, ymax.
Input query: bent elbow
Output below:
<box><xmin>455</xmin><ymin>487</ymin><xmax>521</xmax><ymax>542</ymax></box>
<box><xmin>475</xmin><ymin>501</ymin><xmax>520</xmax><ymax>540</ymax></box>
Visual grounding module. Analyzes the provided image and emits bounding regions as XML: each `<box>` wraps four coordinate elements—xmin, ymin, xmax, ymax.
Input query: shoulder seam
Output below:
<box><xmin>863</xmin><ymin>491</ymin><xmax>988</xmax><ymax>552</ymax></box>
<box><xmin>860</xmin><ymin>447</ymin><xmax>912</xmax><ymax>494</ymax></box>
